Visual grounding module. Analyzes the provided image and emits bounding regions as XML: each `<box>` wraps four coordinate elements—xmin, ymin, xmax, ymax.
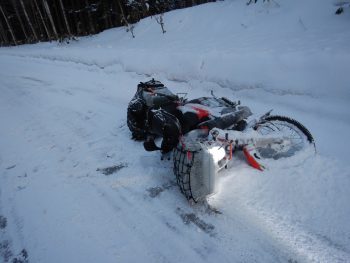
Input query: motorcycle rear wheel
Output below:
<box><xmin>255</xmin><ymin>115</ymin><xmax>315</xmax><ymax>159</ymax></box>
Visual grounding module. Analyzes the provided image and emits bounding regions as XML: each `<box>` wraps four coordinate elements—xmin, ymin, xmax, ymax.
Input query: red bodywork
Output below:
<box><xmin>243</xmin><ymin>146</ymin><xmax>264</xmax><ymax>171</ymax></box>
<box><xmin>190</xmin><ymin>105</ymin><xmax>210</xmax><ymax>120</ymax></box>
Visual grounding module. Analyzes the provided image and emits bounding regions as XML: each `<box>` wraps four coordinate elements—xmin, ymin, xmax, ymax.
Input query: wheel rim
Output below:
<box><xmin>256</xmin><ymin>120</ymin><xmax>307</xmax><ymax>159</ymax></box>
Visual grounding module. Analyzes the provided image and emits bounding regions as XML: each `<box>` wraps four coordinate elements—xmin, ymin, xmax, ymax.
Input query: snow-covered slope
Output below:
<box><xmin>1</xmin><ymin>0</ymin><xmax>350</xmax><ymax>262</ymax></box>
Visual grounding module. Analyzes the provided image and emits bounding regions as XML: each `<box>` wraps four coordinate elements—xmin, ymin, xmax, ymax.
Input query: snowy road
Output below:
<box><xmin>0</xmin><ymin>54</ymin><xmax>289</xmax><ymax>262</ymax></box>
<box><xmin>0</xmin><ymin>55</ymin><xmax>288</xmax><ymax>262</ymax></box>
<box><xmin>1</xmin><ymin>1</ymin><xmax>350</xmax><ymax>261</ymax></box>
<box><xmin>0</xmin><ymin>53</ymin><xmax>349</xmax><ymax>263</ymax></box>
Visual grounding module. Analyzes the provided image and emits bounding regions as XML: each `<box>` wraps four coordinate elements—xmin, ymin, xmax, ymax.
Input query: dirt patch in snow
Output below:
<box><xmin>176</xmin><ymin>208</ymin><xmax>215</xmax><ymax>236</ymax></box>
<box><xmin>0</xmin><ymin>216</ymin><xmax>7</xmax><ymax>229</ymax></box>
<box><xmin>97</xmin><ymin>163</ymin><xmax>128</xmax><ymax>175</ymax></box>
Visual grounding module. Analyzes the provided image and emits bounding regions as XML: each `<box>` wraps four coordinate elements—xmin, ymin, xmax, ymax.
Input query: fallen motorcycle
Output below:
<box><xmin>127</xmin><ymin>79</ymin><xmax>315</xmax><ymax>202</ymax></box>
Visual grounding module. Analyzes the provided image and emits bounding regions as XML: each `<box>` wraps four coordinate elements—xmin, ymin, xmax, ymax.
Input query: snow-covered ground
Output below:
<box><xmin>0</xmin><ymin>0</ymin><xmax>349</xmax><ymax>262</ymax></box>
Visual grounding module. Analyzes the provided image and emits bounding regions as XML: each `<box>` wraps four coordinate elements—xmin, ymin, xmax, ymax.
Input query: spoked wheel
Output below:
<box><xmin>255</xmin><ymin>115</ymin><xmax>315</xmax><ymax>159</ymax></box>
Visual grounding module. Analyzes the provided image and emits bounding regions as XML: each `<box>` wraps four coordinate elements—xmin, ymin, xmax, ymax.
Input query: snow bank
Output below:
<box><xmin>1</xmin><ymin>0</ymin><xmax>350</xmax><ymax>101</ymax></box>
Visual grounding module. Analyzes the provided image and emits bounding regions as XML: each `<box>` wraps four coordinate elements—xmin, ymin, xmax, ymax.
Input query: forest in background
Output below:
<box><xmin>0</xmin><ymin>0</ymin><xmax>214</xmax><ymax>46</ymax></box>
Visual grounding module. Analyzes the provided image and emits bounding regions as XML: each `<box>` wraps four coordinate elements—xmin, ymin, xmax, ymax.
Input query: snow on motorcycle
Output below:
<box><xmin>127</xmin><ymin>79</ymin><xmax>315</xmax><ymax>202</ymax></box>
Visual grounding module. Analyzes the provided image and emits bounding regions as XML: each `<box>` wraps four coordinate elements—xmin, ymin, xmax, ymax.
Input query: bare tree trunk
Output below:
<box><xmin>33</xmin><ymin>0</ymin><xmax>51</xmax><ymax>40</ymax></box>
<box><xmin>19</xmin><ymin>0</ymin><xmax>38</xmax><ymax>41</ymax></box>
<box><xmin>45</xmin><ymin>1</ymin><xmax>58</xmax><ymax>38</ymax></box>
<box><xmin>0</xmin><ymin>26</ymin><xmax>4</xmax><ymax>44</ymax></box>
<box><xmin>102</xmin><ymin>0</ymin><xmax>112</xmax><ymax>29</ymax></box>
<box><xmin>58</xmin><ymin>0</ymin><xmax>72</xmax><ymax>36</ymax></box>
<box><xmin>116</xmin><ymin>0</ymin><xmax>135</xmax><ymax>38</ymax></box>
<box><xmin>0</xmin><ymin>19</ymin><xmax>9</xmax><ymax>45</ymax></box>
<box><xmin>141</xmin><ymin>0</ymin><xmax>148</xmax><ymax>17</ymax></box>
<box><xmin>155</xmin><ymin>14</ymin><xmax>166</xmax><ymax>34</ymax></box>
<box><xmin>0</xmin><ymin>32</ymin><xmax>4</xmax><ymax>46</ymax></box>
<box><xmin>43</xmin><ymin>0</ymin><xmax>58</xmax><ymax>39</ymax></box>
<box><xmin>85</xmin><ymin>0</ymin><xmax>95</xmax><ymax>34</ymax></box>
<box><xmin>70</xmin><ymin>0</ymin><xmax>79</xmax><ymax>35</ymax></box>
<box><xmin>30</xmin><ymin>0</ymin><xmax>44</xmax><ymax>40</ymax></box>
<box><xmin>111</xmin><ymin>0</ymin><xmax>121</xmax><ymax>27</ymax></box>
<box><xmin>72</xmin><ymin>0</ymin><xmax>87</xmax><ymax>35</ymax></box>
<box><xmin>52</xmin><ymin>0</ymin><xmax>64</xmax><ymax>37</ymax></box>
<box><xmin>0</xmin><ymin>5</ymin><xmax>17</xmax><ymax>45</ymax></box>
<box><xmin>11</xmin><ymin>0</ymin><xmax>29</xmax><ymax>41</ymax></box>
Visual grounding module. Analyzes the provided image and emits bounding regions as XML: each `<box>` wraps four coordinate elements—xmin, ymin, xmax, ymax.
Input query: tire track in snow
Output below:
<box><xmin>88</xmin><ymin>181</ymin><xmax>221</xmax><ymax>262</ymax></box>
<box><xmin>252</xmin><ymin>210</ymin><xmax>350</xmax><ymax>262</ymax></box>
<box><xmin>211</xmin><ymin>197</ymin><xmax>350</xmax><ymax>263</ymax></box>
<box><xmin>0</xmin><ymin>178</ymin><xmax>29</xmax><ymax>263</ymax></box>
<box><xmin>87</xmin><ymin>170</ymin><xmax>293</xmax><ymax>262</ymax></box>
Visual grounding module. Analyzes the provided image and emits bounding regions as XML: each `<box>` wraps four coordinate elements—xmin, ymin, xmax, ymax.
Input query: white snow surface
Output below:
<box><xmin>0</xmin><ymin>0</ymin><xmax>350</xmax><ymax>262</ymax></box>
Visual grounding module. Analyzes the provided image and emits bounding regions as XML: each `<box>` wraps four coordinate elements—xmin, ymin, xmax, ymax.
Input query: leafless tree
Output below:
<box><xmin>101</xmin><ymin>0</ymin><xmax>111</xmax><ymax>29</ymax></box>
<box><xmin>28</xmin><ymin>1</ymin><xmax>41</xmax><ymax>38</ymax></box>
<box><xmin>0</xmin><ymin>18</ymin><xmax>9</xmax><ymax>44</ymax></box>
<box><xmin>33</xmin><ymin>0</ymin><xmax>51</xmax><ymax>39</ymax></box>
<box><xmin>69</xmin><ymin>0</ymin><xmax>78</xmax><ymax>34</ymax></box>
<box><xmin>19</xmin><ymin>0</ymin><xmax>38</xmax><ymax>41</ymax></box>
<box><xmin>0</xmin><ymin>0</ymin><xmax>213</xmax><ymax>44</ymax></box>
<box><xmin>11</xmin><ymin>0</ymin><xmax>29</xmax><ymax>40</ymax></box>
<box><xmin>116</xmin><ymin>0</ymin><xmax>135</xmax><ymax>38</ymax></box>
<box><xmin>155</xmin><ymin>13</ymin><xmax>166</xmax><ymax>34</ymax></box>
<box><xmin>58</xmin><ymin>0</ymin><xmax>72</xmax><ymax>36</ymax></box>
<box><xmin>85</xmin><ymin>0</ymin><xmax>96</xmax><ymax>34</ymax></box>
<box><xmin>43</xmin><ymin>0</ymin><xmax>58</xmax><ymax>39</ymax></box>
<box><xmin>0</xmin><ymin>4</ymin><xmax>17</xmax><ymax>45</ymax></box>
